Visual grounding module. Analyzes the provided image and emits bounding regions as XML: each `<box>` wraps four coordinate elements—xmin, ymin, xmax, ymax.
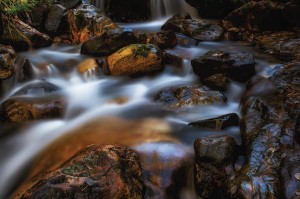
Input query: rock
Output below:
<box><xmin>16</xmin><ymin>58</ymin><xmax>34</xmax><ymax>82</ymax></box>
<box><xmin>0</xmin><ymin>45</ymin><xmax>16</xmax><ymax>80</ymax></box>
<box><xmin>81</xmin><ymin>28</ymin><xmax>137</xmax><ymax>56</ymax></box>
<box><xmin>191</xmin><ymin>50</ymin><xmax>256</xmax><ymax>82</ymax></box>
<box><xmin>254</xmin><ymin>31</ymin><xmax>300</xmax><ymax>62</ymax></box>
<box><xmin>224</xmin><ymin>1</ymin><xmax>286</xmax><ymax>32</ymax></box>
<box><xmin>67</xmin><ymin>4</ymin><xmax>118</xmax><ymax>44</ymax></box>
<box><xmin>283</xmin><ymin>2</ymin><xmax>300</xmax><ymax>27</ymax></box>
<box><xmin>194</xmin><ymin>135</ymin><xmax>238</xmax><ymax>198</ymax></box>
<box><xmin>45</xmin><ymin>4</ymin><xmax>66</xmax><ymax>34</ymax></box>
<box><xmin>185</xmin><ymin>0</ymin><xmax>245</xmax><ymax>19</ymax></box>
<box><xmin>189</xmin><ymin>113</ymin><xmax>239</xmax><ymax>130</ymax></box>
<box><xmin>27</xmin><ymin>0</ymin><xmax>53</xmax><ymax>29</ymax></box>
<box><xmin>18</xmin><ymin>144</ymin><xmax>145</xmax><ymax>199</ymax></box>
<box><xmin>154</xmin><ymin>85</ymin><xmax>226</xmax><ymax>108</ymax></box>
<box><xmin>202</xmin><ymin>73</ymin><xmax>230</xmax><ymax>91</ymax></box>
<box><xmin>162</xmin><ymin>51</ymin><xmax>183</xmax><ymax>67</ymax></box>
<box><xmin>0</xmin><ymin>16</ymin><xmax>52</xmax><ymax>51</ymax></box>
<box><xmin>105</xmin><ymin>44</ymin><xmax>163</xmax><ymax>76</ymax></box>
<box><xmin>59</xmin><ymin>0</ymin><xmax>81</xmax><ymax>9</ymax></box>
<box><xmin>76</xmin><ymin>58</ymin><xmax>99</xmax><ymax>78</ymax></box>
<box><xmin>280</xmin><ymin>149</ymin><xmax>300</xmax><ymax>199</ymax></box>
<box><xmin>137</xmin><ymin>31</ymin><xmax>177</xmax><ymax>50</ymax></box>
<box><xmin>0</xmin><ymin>97</ymin><xmax>66</xmax><ymax>122</ymax></box>
<box><xmin>161</xmin><ymin>13</ymin><xmax>224</xmax><ymax>41</ymax></box>
<box><xmin>230</xmin><ymin>62</ymin><xmax>300</xmax><ymax>198</ymax></box>
<box><xmin>11</xmin><ymin>81</ymin><xmax>60</xmax><ymax>96</ymax></box>
<box><xmin>103</xmin><ymin>0</ymin><xmax>150</xmax><ymax>22</ymax></box>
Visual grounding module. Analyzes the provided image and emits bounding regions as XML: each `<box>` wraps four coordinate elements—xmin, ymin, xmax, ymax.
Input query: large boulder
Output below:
<box><xmin>44</xmin><ymin>4</ymin><xmax>67</xmax><ymax>34</ymax></box>
<box><xmin>136</xmin><ymin>30</ymin><xmax>177</xmax><ymax>50</ymax></box>
<box><xmin>0</xmin><ymin>45</ymin><xmax>16</xmax><ymax>80</ymax></box>
<box><xmin>185</xmin><ymin>0</ymin><xmax>245</xmax><ymax>19</ymax></box>
<box><xmin>104</xmin><ymin>0</ymin><xmax>150</xmax><ymax>22</ymax></box>
<box><xmin>105</xmin><ymin>44</ymin><xmax>163</xmax><ymax>76</ymax></box>
<box><xmin>161</xmin><ymin>13</ymin><xmax>223</xmax><ymax>41</ymax></box>
<box><xmin>154</xmin><ymin>85</ymin><xmax>226</xmax><ymax>108</ymax></box>
<box><xmin>81</xmin><ymin>28</ymin><xmax>137</xmax><ymax>56</ymax></box>
<box><xmin>67</xmin><ymin>4</ymin><xmax>118</xmax><ymax>44</ymax></box>
<box><xmin>191</xmin><ymin>50</ymin><xmax>256</xmax><ymax>82</ymax></box>
<box><xmin>194</xmin><ymin>135</ymin><xmax>239</xmax><ymax>198</ymax></box>
<box><xmin>229</xmin><ymin>62</ymin><xmax>300</xmax><ymax>198</ymax></box>
<box><xmin>0</xmin><ymin>16</ymin><xmax>52</xmax><ymax>51</ymax></box>
<box><xmin>17</xmin><ymin>144</ymin><xmax>145</xmax><ymax>199</ymax></box>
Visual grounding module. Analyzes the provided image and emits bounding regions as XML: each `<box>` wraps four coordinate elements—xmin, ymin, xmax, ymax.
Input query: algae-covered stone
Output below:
<box><xmin>106</xmin><ymin>44</ymin><xmax>163</xmax><ymax>76</ymax></box>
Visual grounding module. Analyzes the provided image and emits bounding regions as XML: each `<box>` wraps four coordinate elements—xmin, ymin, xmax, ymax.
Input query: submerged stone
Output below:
<box><xmin>154</xmin><ymin>85</ymin><xmax>226</xmax><ymax>108</ymax></box>
<box><xmin>189</xmin><ymin>113</ymin><xmax>239</xmax><ymax>130</ymax></box>
<box><xmin>18</xmin><ymin>144</ymin><xmax>145</xmax><ymax>199</ymax></box>
<box><xmin>105</xmin><ymin>44</ymin><xmax>163</xmax><ymax>76</ymax></box>
<box><xmin>191</xmin><ymin>50</ymin><xmax>256</xmax><ymax>82</ymax></box>
<box><xmin>202</xmin><ymin>73</ymin><xmax>230</xmax><ymax>91</ymax></box>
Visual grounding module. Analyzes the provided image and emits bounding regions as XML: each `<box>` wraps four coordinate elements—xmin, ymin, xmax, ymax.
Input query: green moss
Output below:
<box><xmin>0</xmin><ymin>0</ymin><xmax>37</xmax><ymax>16</ymax></box>
<box><xmin>132</xmin><ymin>44</ymin><xmax>152</xmax><ymax>58</ymax></box>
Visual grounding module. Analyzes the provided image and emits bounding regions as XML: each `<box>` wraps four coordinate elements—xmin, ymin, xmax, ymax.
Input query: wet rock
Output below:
<box><xmin>59</xmin><ymin>0</ymin><xmax>81</xmax><ymax>9</ymax></box>
<box><xmin>81</xmin><ymin>28</ymin><xmax>137</xmax><ymax>56</ymax></box>
<box><xmin>189</xmin><ymin>113</ymin><xmax>239</xmax><ymax>130</ymax></box>
<box><xmin>154</xmin><ymin>85</ymin><xmax>226</xmax><ymax>108</ymax></box>
<box><xmin>26</xmin><ymin>0</ymin><xmax>53</xmax><ymax>29</ymax></box>
<box><xmin>19</xmin><ymin>144</ymin><xmax>145</xmax><ymax>199</ymax></box>
<box><xmin>16</xmin><ymin>58</ymin><xmax>34</xmax><ymax>82</ymax></box>
<box><xmin>137</xmin><ymin>31</ymin><xmax>177</xmax><ymax>50</ymax></box>
<box><xmin>11</xmin><ymin>81</ymin><xmax>60</xmax><ymax>96</ymax></box>
<box><xmin>0</xmin><ymin>45</ymin><xmax>16</xmax><ymax>80</ymax></box>
<box><xmin>162</xmin><ymin>51</ymin><xmax>183</xmax><ymax>67</ymax></box>
<box><xmin>191</xmin><ymin>50</ymin><xmax>256</xmax><ymax>82</ymax></box>
<box><xmin>45</xmin><ymin>4</ymin><xmax>66</xmax><ymax>34</ymax></box>
<box><xmin>282</xmin><ymin>2</ymin><xmax>300</xmax><ymax>27</ymax></box>
<box><xmin>0</xmin><ymin>16</ymin><xmax>52</xmax><ymax>51</ymax></box>
<box><xmin>0</xmin><ymin>97</ymin><xmax>66</xmax><ymax>122</ymax></box>
<box><xmin>202</xmin><ymin>73</ymin><xmax>230</xmax><ymax>91</ymax></box>
<box><xmin>230</xmin><ymin>62</ymin><xmax>300</xmax><ymax>198</ymax></box>
<box><xmin>254</xmin><ymin>31</ymin><xmax>300</xmax><ymax>62</ymax></box>
<box><xmin>67</xmin><ymin>4</ymin><xmax>118</xmax><ymax>44</ymax></box>
<box><xmin>224</xmin><ymin>1</ymin><xmax>286</xmax><ymax>32</ymax></box>
<box><xmin>194</xmin><ymin>135</ymin><xmax>238</xmax><ymax>198</ymax></box>
<box><xmin>161</xmin><ymin>13</ymin><xmax>223</xmax><ymax>41</ymax></box>
<box><xmin>103</xmin><ymin>0</ymin><xmax>150</xmax><ymax>22</ymax></box>
<box><xmin>280</xmin><ymin>149</ymin><xmax>300</xmax><ymax>199</ymax></box>
<box><xmin>105</xmin><ymin>44</ymin><xmax>163</xmax><ymax>76</ymax></box>
<box><xmin>76</xmin><ymin>58</ymin><xmax>99</xmax><ymax>77</ymax></box>
<box><xmin>185</xmin><ymin>0</ymin><xmax>245</xmax><ymax>19</ymax></box>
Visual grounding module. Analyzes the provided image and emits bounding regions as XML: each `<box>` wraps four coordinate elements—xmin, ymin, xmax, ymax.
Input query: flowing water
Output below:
<box><xmin>0</xmin><ymin>1</ymin><xmax>281</xmax><ymax>199</ymax></box>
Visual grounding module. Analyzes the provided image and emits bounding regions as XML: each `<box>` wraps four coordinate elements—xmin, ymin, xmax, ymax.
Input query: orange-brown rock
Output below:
<box><xmin>67</xmin><ymin>4</ymin><xmax>118</xmax><ymax>44</ymax></box>
<box><xmin>106</xmin><ymin>44</ymin><xmax>163</xmax><ymax>76</ymax></box>
<box><xmin>0</xmin><ymin>45</ymin><xmax>16</xmax><ymax>80</ymax></box>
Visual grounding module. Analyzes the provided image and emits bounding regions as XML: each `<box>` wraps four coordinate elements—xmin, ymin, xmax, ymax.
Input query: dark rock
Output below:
<box><xmin>154</xmin><ymin>85</ymin><xmax>226</xmax><ymax>108</ymax></box>
<box><xmin>283</xmin><ymin>2</ymin><xmax>300</xmax><ymax>27</ymax></box>
<box><xmin>0</xmin><ymin>97</ymin><xmax>66</xmax><ymax>122</ymax></box>
<box><xmin>45</xmin><ymin>4</ymin><xmax>66</xmax><ymax>33</ymax></box>
<box><xmin>141</xmin><ymin>31</ymin><xmax>177</xmax><ymax>50</ymax></box>
<box><xmin>67</xmin><ymin>4</ymin><xmax>118</xmax><ymax>44</ymax></box>
<box><xmin>0</xmin><ymin>16</ymin><xmax>52</xmax><ymax>51</ymax></box>
<box><xmin>106</xmin><ymin>44</ymin><xmax>163</xmax><ymax>76</ymax></box>
<box><xmin>189</xmin><ymin>113</ymin><xmax>239</xmax><ymax>130</ymax></box>
<box><xmin>104</xmin><ymin>0</ymin><xmax>150</xmax><ymax>22</ymax></box>
<box><xmin>161</xmin><ymin>13</ymin><xmax>223</xmax><ymax>41</ymax></box>
<box><xmin>11</xmin><ymin>81</ymin><xmax>60</xmax><ymax>96</ymax></box>
<box><xmin>194</xmin><ymin>135</ymin><xmax>238</xmax><ymax>198</ymax></box>
<box><xmin>229</xmin><ymin>62</ymin><xmax>300</xmax><ymax>198</ymax></box>
<box><xmin>16</xmin><ymin>58</ymin><xmax>34</xmax><ymax>82</ymax></box>
<box><xmin>162</xmin><ymin>51</ymin><xmax>183</xmax><ymax>67</ymax></box>
<box><xmin>202</xmin><ymin>73</ymin><xmax>230</xmax><ymax>91</ymax></box>
<box><xmin>59</xmin><ymin>0</ymin><xmax>81</xmax><ymax>9</ymax></box>
<box><xmin>0</xmin><ymin>45</ymin><xmax>16</xmax><ymax>80</ymax></box>
<box><xmin>254</xmin><ymin>31</ymin><xmax>300</xmax><ymax>62</ymax></box>
<box><xmin>280</xmin><ymin>149</ymin><xmax>300</xmax><ymax>199</ymax></box>
<box><xmin>27</xmin><ymin>0</ymin><xmax>53</xmax><ymax>29</ymax></box>
<box><xmin>81</xmin><ymin>28</ymin><xmax>137</xmax><ymax>56</ymax></box>
<box><xmin>191</xmin><ymin>50</ymin><xmax>256</xmax><ymax>82</ymax></box>
<box><xmin>18</xmin><ymin>144</ymin><xmax>145</xmax><ymax>199</ymax></box>
<box><xmin>185</xmin><ymin>0</ymin><xmax>245</xmax><ymax>19</ymax></box>
<box><xmin>224</xmin><ymin>1</ymin><xmax>287</xmax><ymax>32</ymax></box>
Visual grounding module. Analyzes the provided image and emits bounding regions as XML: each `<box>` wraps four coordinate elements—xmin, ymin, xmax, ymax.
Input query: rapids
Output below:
<box><xmin>0</xmin><ymin>1</ymin><xmax>281</xmax><ymax>198</ymax></box>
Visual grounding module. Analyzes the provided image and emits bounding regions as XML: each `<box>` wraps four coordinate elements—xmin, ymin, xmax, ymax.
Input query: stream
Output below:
<box><xmin>0</xmin><ymin>0</ymin><xmax>281</xmax><ymax>198</ymax></box>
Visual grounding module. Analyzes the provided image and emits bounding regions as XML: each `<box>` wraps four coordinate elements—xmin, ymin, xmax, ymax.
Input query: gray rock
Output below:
<box><xmin>45</xmin><ymin>4</ymin><xmax>66</xmax><ymax>33</ymax></box>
